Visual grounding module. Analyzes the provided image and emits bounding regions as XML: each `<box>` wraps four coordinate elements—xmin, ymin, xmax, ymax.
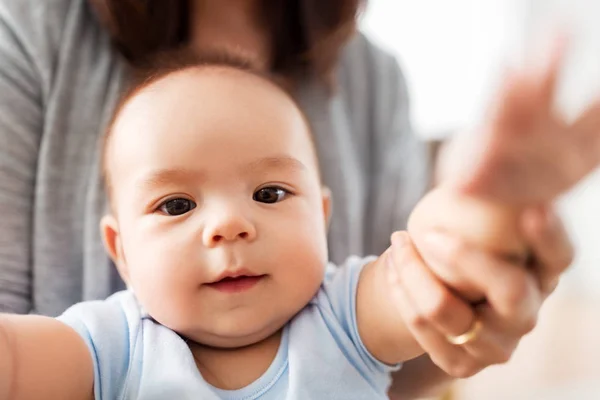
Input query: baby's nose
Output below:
<box><xmin>202</xmin><ymin>209</ymin><xmax>256</xmax><ymax>247</ymax></box>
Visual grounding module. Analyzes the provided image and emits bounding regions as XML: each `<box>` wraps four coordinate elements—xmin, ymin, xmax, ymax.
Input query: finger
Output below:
<box><xmin>571</xmin><ymin>99</ymin><xmax>600</xmax><ymax>177</ymax></box>
<box><xmin>391</xmin><ymin>232</ymin><xmax>473</xmax><ymax>338</ymax></box>
<box><xmin>462</xmin><ymin>303</ymin><xmax>521</xmax><ymax>364</ymax></box>
<box><xmin>396</xmin><ymin>242</ymin><xmax>518</xmax><ymax>366</ymax></box>
<box><xmin>493</xmin><ymin>71</ymin><xmax>540</xmax><ymax>134</ymax></box>
<box><xmin>387</xmin><ymin>269</ymin><xmax>482</xmax><ymax>378</ymax></box>
<box><xmin>458</xmin><ymin>77</ymin><xmax>548</xmax><ymax>202</ymax></box>
<box><xmin>420</xmin><ymin>231</ymin><xmax>542</xmax><ymax>335</ymax></box>
<box><xmin>538</xmin><ymin>33</ymin><xmax>568</xmax><ymax>109</ymax></box>
<box><xmin>389</xmin><ymin>233</ymin><xmax>475</xmax><ymax>375</ymax></box>
<box><xmin>521</xmin><ymin>205</ymin><xmax>574</xmax><ymax>294</ymax></box>
<box><xmin>392</xmin><ymin>233</ymin><xmax>519</xmax><ymax>371</ymax></box>
<box><xmin>394</xmin><ymin>297</ymin><xmax>479</xmax><ymax>378</ymax></box>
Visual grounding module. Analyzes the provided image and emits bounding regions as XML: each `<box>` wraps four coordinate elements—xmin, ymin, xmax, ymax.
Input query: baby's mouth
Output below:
<box><xmin>205</xmin><ymin>274</ymin><xmax>266</xmax><ymax>293</ymax></box>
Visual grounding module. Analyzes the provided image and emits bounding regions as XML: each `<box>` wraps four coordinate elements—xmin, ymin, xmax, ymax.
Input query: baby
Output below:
<box><xmin>0</xmin><ymin>55</ymin><xmax>524</xmax><ymax>399</ymax></box>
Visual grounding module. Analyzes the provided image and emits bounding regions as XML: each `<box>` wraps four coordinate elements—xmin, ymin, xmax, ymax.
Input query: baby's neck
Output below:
<box><xmin>189</xmin><ymin>329</ymin><xmax>283</xmax><ymax>390</ymax></box>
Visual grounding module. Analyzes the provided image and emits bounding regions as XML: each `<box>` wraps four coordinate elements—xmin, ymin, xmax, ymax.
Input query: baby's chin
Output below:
<box><xmin>176</xmin><ymin>318</ymin><xmax>287</xmax><ymax>349</ymax></box>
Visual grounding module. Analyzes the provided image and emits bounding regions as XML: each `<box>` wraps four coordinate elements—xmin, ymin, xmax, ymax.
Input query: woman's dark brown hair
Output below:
<box><xmin>89</xmin><ymin>0</ymin><xmax>365</xmax><ymax>83</ymax></box>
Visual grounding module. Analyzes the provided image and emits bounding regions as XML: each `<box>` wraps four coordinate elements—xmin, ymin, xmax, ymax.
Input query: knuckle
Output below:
<box><xmin>407</xmin><ymin>311</ymin><xmax>429</xmax><ymax>330</ymax></box>
<box><xmin>502</xmin><ymin>275</ymin><xmax>531</xmax><ymax>309</ymax></box>
<box><xmin>543</xmin><ymin>278</ymin><xmax>560</xmax><ymax>296</ymax></box>
<box><xmin>495</xmin><ymin>347</ymin><xmax>513</xmax><ymax>364</ymax></box>
<box><xmin>421</xmin><ymin>291</ymin><xmax>453</xmax><ymax>324</ymax></box>
<box><xmin>519</xmin><ymin>315</ymin><xmax>538</xmax><ymax>335</ymax></box>
<box><xmin>557</xmin><ymin>250</ymin><xmax>575</xmax><ymax>271</ymax></box>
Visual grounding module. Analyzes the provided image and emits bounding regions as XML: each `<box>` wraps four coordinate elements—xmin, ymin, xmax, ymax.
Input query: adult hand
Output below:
<box><xmin>387</xmin><ymin>36</ymin><xmax>582</xmax><ymax>381</ymax></box>
<box><xmin>387</xmin><ymin>204</ymin><xmax>573</xmax><ymax>377</ymax></box>
<box><xmin>439</xmin><ymin>39</ymin><xmax>600</xmax><ymax>205</ymax></box>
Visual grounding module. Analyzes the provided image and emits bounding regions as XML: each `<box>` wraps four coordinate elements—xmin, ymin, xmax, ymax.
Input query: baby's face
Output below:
<box><xmin>103</xmin><ymin>68</ymin><xmax>329</xmax><ymax>348</ymax></box>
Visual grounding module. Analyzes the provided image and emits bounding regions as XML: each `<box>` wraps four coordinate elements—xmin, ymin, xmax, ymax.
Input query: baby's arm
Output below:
<box><xmin>407</xmin><ymin>185</ymin><xmax>528</xmax><ymax>302</ymax></box>
<box><xmin>356</xmin><ymin>185</ymin><xmax>526</xmax><ymax>365</ymax></box>
<box><xmin>355</xmin><ymin>251</ymin><xmax>423</xmax><ymax>365</ymax></box>
<box><xmin>0</xmin><ymin>314</ymin><xmax>94</xmax><ymax>400</ymax></box>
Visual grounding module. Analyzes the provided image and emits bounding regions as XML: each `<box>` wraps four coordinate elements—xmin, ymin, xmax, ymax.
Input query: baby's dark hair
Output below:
<box><xmin>101</xmin><ymin>49</ymin><xmax>315</xmax><ymax>207</ymax></box>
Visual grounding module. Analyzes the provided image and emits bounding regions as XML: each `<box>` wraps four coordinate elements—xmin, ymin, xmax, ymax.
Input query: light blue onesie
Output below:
<box><xmin>58</xmin><ymin>256</ymin><xmax>401</xmax><ymax>399</ymax></box>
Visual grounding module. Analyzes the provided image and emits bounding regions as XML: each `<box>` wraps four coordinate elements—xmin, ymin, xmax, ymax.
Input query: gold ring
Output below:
<box><xmin>445</xmin><ymin>318</ymin><xmax>483</xmax><ymax>345</ymax></box>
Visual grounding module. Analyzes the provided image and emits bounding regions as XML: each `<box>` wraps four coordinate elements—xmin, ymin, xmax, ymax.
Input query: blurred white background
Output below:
<box><xmin>360</xmin><ymin>1</ymin><xmax>600</xmax><ymax>398</ymax></box>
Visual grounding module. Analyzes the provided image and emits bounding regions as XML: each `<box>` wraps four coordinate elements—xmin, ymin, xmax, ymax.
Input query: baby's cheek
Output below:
<box><xmin>126</xmin><ymin>238</ymin><xmax>196</xmax><ymax>305</ymax></box>
<box><xmin>277</xmin><ymin>220</ymin><xmax>326</xmax><ymax>293</ymax></box>
<box><xmin>407</xmin><ymin>186</ymin><xmax>527</xmax><ymax>258</ymax></box>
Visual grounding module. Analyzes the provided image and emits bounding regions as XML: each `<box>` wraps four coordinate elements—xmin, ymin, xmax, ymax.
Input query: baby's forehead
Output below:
<box><xmin>126</xmin><ymin>67</ymin><xmax>277</xmax><ymax>113</ymax></box>
<box><xmin>109</xmin><ymin>65</ymin><xmax>304</xmax><ymax>144</ymax></box>
<box><xmin>104</xmin><ymin>65</ymin><xmax>320</xmax><ymax>194</ymax></box>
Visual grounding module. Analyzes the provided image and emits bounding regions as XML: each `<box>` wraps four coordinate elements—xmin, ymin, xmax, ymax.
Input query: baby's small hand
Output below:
<box><xmin>407</xmin><ymin>185</ymin><xmax>527</xmax><ymax>302</ymax></box>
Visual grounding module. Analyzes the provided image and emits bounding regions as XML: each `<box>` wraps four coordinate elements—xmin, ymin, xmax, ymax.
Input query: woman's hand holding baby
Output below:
<box><xmin>384</xmin><ymin>39</ymin><xmax>586</xmax><ymax>380</ymax></box>
<box><xmin>386</xmin><ymin>188</ymin><xmax>573</xmax><ymax>378</ymax></box>
<box><xmin>354</xmin><ymin>192</ymin><xmax>571</xmax><ymax>379</ymax></box>
<box><xmin>354</xmin><ymin>184</ymin><xmax>572</xmax><ymax>376</ymax></box>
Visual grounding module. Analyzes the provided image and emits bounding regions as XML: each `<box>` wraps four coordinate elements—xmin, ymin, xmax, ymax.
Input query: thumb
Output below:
<box><xmin>387</xmin><ymin>231</ymin><xmax>413</xmax><ymax>285</ymax></box>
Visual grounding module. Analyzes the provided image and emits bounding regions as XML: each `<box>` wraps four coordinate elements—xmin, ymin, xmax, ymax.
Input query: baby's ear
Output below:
<box><xmin>100</xmin><ymin>215</ymin><xmax>130</xmax><ymax>285</ymax></box>
<box><xmin>321</xmin><ymin>186</ymin><xmax>332</xmax><ymax>229</ymax></box>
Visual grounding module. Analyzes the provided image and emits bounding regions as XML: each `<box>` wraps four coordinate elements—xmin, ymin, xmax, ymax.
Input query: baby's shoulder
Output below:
<box><xmin>57</xmin><ymin>290</ymin><xmax>147</xmax><ymax>367</ymax></box>
<box><xmin>57</xmin><ymin>291</ymin><xmax>148</xmax><ymax>399</ymax></box>
<box><xmin>59</xmin><ymin>290</ymin><xmax>142</xmax><ymax>330</ymax></box>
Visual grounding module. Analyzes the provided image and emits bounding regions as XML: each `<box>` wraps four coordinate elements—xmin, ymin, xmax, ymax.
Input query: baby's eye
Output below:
<box><xmin>158</xmin><ymin>198</ymin><xmax>197</xmax><ymax>216</ymax></box>
<box><xmin>253</xmin><ymin>187</ymin><xmax>290</xmax><ymax>204</ymax></box>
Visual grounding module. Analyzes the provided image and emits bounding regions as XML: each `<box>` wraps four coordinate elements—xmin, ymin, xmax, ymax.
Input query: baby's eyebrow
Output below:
<box><xmin>136</xmin><ymin>168</ymin><xmax>204</xmax><ymax>190</ymax></box>
<box><xmin>245</xmin><ymin>156</ymin><xmax>307</xmax><ymax>174</ymax></box>
<box><xmin>135</xmin><ymin>156</ymin><xmax>306</xmax><ymax>190</ymax></box>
